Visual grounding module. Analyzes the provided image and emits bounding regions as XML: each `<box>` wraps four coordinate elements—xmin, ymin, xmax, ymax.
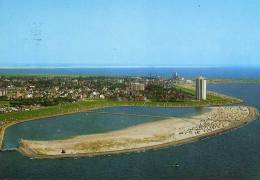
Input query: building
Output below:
<box><xmin>0</xmin><ymin>89</ymin><xmax>7</xmax><ymax>96</ymax></box>
<box><xmin>130</xmin><ymin>83</ymin><xmax>145</xmax><ymax>91</ymax></box>
<box><xmin>196</xmin><ymin>76</ymin><xmax>207</xmax><ymax>100</ymax></box>
<box><xmin>173</xmin><ymin>72</ymin><xmax>179</xmax><ymax>80</ymax></box>
<box><xmin>173</xmin><ymin>72</ymin><xmax>185</xmax><ymax>81</ymax></box>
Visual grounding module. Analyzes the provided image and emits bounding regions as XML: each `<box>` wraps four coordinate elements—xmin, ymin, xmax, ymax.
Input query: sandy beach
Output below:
<box><xmin>18</xmin><ymin>106</ymin><xmax>258</xmax><ymax>159</ymax></box>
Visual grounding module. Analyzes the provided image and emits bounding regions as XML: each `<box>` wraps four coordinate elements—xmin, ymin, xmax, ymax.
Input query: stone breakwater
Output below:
<box><xmin>18</xmin><ymin>106</ymin><xmax>258</xmax><ymax>159</ymax></box>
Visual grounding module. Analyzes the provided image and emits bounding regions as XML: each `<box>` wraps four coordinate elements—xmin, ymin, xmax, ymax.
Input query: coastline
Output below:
<box><xmin>17</xmin><ymin>106</ymin><xmax>259</xmax><ymax>159</ymax></box>
<box><xmin>0</xmin><ymin>105</ymin><xmax>113</xmax><ymax>149</ymax></box>
<box><xmin>0</xmin><ymin>89</ymin><xmax>242</xmax><ymax>149</ymax></box>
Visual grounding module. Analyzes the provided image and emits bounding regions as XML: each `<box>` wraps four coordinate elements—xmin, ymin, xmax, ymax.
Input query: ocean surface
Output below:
<box><xmin>1</xmin><ymin>67</ymin><xmax>260</xmax><ymax>79</ymax></box>
<box><xmin>0</xmin><ymin>68</ymin><xmax>260</xmax><ymax>179</ymax></box>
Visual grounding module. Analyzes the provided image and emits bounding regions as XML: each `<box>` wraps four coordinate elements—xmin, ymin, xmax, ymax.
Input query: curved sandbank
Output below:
<box><xmin>18</xmin><ymin>106</ymin><xmax>258</xmax><ymax>159</ymax></box>
<box><xmin>0</xmin><ymin>87</ymin><xmax>243</xmax><ymax>149</ymax></box>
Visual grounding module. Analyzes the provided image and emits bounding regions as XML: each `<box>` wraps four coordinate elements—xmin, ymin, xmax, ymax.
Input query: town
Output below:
<box><xmin>0</xmin><ymin>73</ymin><xmax>196</xmax><ymax>114</ymax></box>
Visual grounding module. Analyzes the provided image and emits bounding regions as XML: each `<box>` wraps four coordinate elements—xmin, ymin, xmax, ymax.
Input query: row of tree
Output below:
<box><xmin>10</xmin><ymin>97</ymin><xmax>75</xmax><ymax>107</ymax></box>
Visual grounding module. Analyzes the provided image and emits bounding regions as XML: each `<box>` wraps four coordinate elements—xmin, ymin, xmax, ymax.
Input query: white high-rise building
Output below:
<box><xmin>0</xmin><ymin>89</ymin><xmax>7</xmax><ymax>97</ymax></box>
<box><xmin>196</xmin><ymin>76</ymin><xmax>207</xmax><ymax>100</ymax></box>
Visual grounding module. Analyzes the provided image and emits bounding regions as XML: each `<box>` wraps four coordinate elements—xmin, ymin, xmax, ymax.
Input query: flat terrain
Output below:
<box><xmin>18</xmin><ymin>106</ymin><xmax>258</xmax><ymax>158</ymax></box>
<box><xmin>208</xmin><ymin>78</ymin><xmax>260</xmax><ymax>84</ymax></box>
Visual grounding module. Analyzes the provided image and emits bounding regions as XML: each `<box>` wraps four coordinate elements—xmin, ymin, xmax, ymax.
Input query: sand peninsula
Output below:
<box><xmin>18</xmin><ymin>106</ymin><xmax>258</xmax><ymax>159</ymax></box>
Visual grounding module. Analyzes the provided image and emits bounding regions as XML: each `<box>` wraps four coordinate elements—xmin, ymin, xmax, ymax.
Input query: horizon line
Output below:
<box><xmin>0</xmin><ymin>65</ymin><xmax>259</xmax><ymax>69</ymax></box>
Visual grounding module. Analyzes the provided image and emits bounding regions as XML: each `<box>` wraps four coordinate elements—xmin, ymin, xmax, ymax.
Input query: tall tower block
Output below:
<box><xmin>196</xmin><ymin>76</ymin><xmax>207</xmax><ymax>100</ymax></box>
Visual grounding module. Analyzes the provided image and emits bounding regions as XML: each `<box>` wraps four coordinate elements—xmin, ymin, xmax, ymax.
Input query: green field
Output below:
<box><xmin>207</xmin><ymin>78</ymin><xmax>260</xmax><ymax>84</ymax></box>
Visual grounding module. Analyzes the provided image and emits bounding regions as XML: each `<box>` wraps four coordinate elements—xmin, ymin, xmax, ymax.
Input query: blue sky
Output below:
<box><xmin>0</xmin><ymin>0</ymin><xmax>260</xmax><ymax>67</ymax></box>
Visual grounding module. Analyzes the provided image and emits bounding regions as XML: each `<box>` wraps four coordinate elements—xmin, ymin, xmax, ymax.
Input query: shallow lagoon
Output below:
<box><xmin>3</xmin><ymin>106</ymin><xmax>207</xmax><ymax>149</ymax></box>
<box><xmin>0</xmin><ymin>84</ymin><xmax>260</xmax><ymax>179</ymax></box>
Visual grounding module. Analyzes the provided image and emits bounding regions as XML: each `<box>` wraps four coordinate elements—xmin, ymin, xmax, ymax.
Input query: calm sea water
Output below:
<box><xmin>1</xmin><ymin>68</ymin><xmax>260</xmax><ymax>179</ymax></box>
<box><xmin>1</xmin><ymin>67</ymin><xmax>260</xmax><ymax>79</ymax></box>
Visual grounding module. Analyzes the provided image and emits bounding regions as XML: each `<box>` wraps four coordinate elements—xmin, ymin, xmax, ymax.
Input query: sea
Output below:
<box><xmin>1</xmin><ymin>66</ymin><xmax>260</xmax><ymax>79</ymax></box>
<box><xmin>0</xmin><ymin>67</ymin><xmax>260</xmax><ymax>179</ymax></box>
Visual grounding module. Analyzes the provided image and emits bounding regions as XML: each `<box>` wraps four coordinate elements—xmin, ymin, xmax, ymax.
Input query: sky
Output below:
<box><xmin>0</xmin><ymin>0</ymin><xmax>260</xmax><ymax>67</ymax></box>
